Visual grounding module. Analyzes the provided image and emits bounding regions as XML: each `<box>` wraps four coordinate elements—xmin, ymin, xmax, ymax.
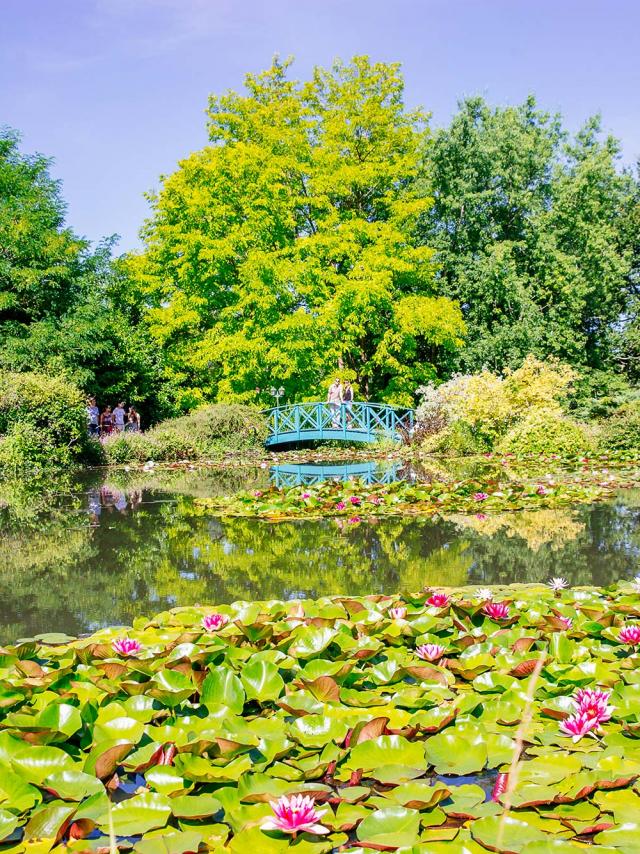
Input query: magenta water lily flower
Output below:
<box><xmin>349</xmin><ymin>496</ymin><xmax>361</xmax><ymax>505</ymax></box>
<box><xmin>347</xmin><ymin>516</ymin><xmax>362</xmax><ymax>524</ymax></box>
<box><xmin>335</xmin><ymin>501</ymin><xmax>346</xmax><ymax>510</ymax></box>
<box><xmin>483</xmin><ymin>602</ymin><xmax>510</xmax><ymax>621</ymax></box>
<box><xmin>619</xmin><ymin>624</ymin><xmax>640</xmax><ymax>645</ymax></box>
<box><xmin>573</xmin><ymin>688</ymin><xmax>614</xmax><ymax>723</ymax></box>
<box><xmin>473</xmin><ymin>492</ymin><xmax>488</xmax><ymax>501</ymax></box>
<box><xmin>253</xmin><ymin>490</ymin><xmax>263</xmax><ymax>498</ymax></box>
<box><xmin>261</xmin><ymin>794</ymin><xmax>328</xmax><ymax>837</ymax></box>
<box><xmin>559</xmin><ymin>711</ymin><xmax>600</xmax><ymax>742</ymax></box>
<box><xmin>427</xmin><ymin>592</ymin><xmax>450</xmax><ymax>608</ymax></box>
<box><xmin>416</xmin><ymin>643</ymin><xmax>446</xmax><ymax>662</ymax></box>
<box><xmin>112</xmin><ymin>637</ymin><xmax>141</xmax><ymax>657</ymax></box>
<box><xmin>389</xmin><ymin>606</ymin><xmax>407</xmax><ymax>620</ymax></box>
<box><xmin>202</xmin><ymin>613</ymin><xmax>230</xmax><ymax>632</ymax></box>
<box><xmin>301</xmin><ymin>492</ymin><xmax>311</xmax><ymax>499</ymax></box>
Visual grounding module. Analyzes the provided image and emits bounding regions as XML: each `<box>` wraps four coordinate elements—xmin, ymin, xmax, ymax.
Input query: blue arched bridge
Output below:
<box><xmin>264</xmin><ymin>402</ymin><xmax>414</xmax><ymax>448</ymax></box>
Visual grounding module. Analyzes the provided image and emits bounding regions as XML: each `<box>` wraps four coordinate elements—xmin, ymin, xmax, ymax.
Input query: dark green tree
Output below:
<box><xmin>421</xmin><ymin>97</ymin><xmax>635</xmax><ymax>373</ymax></box>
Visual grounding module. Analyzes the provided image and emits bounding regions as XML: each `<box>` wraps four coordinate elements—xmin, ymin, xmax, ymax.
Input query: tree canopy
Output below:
<box><xmin>127</xmin><ymin>57</ymin><xmax>465</xmax><ymax>407</ymax></box>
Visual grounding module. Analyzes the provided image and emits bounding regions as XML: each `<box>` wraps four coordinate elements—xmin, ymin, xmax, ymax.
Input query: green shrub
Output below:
<box><xmin>0</xmin><ymin>372</ymin><xmax>87</xmax><ymax>469</ymax></box>
<box><xmin>498</xmin><ymin>409</ymin><xmax>594</xmax><ymax>457</ymax></box>
<box><xmin>599</xmin><ymin>401</ymin><xmax>640</xmax><ymax>455</ymax></box>
<box><xmin>102</xmin><ymin>404</ymin><xmax>267</xmax><ymax>465</ymax></box>
<box><xmin>422</xmin><ymin>421</ymin><xmax>491</xmax><ymax>456</ymax></box>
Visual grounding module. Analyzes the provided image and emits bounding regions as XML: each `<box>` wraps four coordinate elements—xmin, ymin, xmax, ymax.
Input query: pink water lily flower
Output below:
<box><xmin>427</xmin><ymin>592</ymin><xmax>450</xmax><ymax>608</ymax></box>
<box><xmin>335</xmin><ymin>501</ymin><xmax>346</xmax><ymax>510</ymax></box>
<box><xmin>389</xmin><ymin>606</ymin><xmax>407</xmax><ymax>620</ymax></box>
<box><xmin>261</xmin><ymin>794</ymin><xmax>328</xmax><ymax>837</ymax></box>
<box><xmin>619</xmin><ymin>624</ymin><xmax>640</xmax><ymax>645</ymax></box>
<box><xmin>557</xmin><ymin>616</ymin><xmax>573</xmax><ymax>630</ymax></box>
<box><xmin>202</xmin><ymin>613</ymin><xmax>230</xmax><ymax>632</ymax></box>
<box><xmin>301</xmin><ymin>492</ymin><xmax>311</xmax><ymax>499</ymax></box>
<box><xmin>483</xmin><ymin>602</ymin><xmax>510</xmax><ymax>621</ymax></box>
<box><xmin>475</xmin><ymin>513</ymin><xmax>488</xmax><ymax>521</ymax></box>
<box><xmin>253</xmin><ymin>490</ymin><xmax>263</xmax><ymax>498</ymax></box>
<box><xmin>416</xmin><ymin>643</ymin><xmax>446</xmax><ymax>662</ymax></box>
<box><xmin>573</xmin><ymin>688</ymin><xmax>614</xmax><ymax>723</ymax></box>
<box><xmin>112</xmin><ymin>637</ymin><xmax>141</xmax><ymax>657</ymax></box>
<box><xmin>536</xmin><ymin>485</ymin><xmax>548</xmax><ymax>496</ymax></box>
<box><xmin>369</xmin><ymin>496</ymin><xmax>383</xmax><ymax>505</ymax></box>
<box><xmin>347</xmin><ymin>516</ymin><xmax>362</xmax><ymax>524</ymax></box>
<box><xmin>473</xmin><ymin>492</ymin><xmax>488</xmax><ymax>501</ymax></box>
<box><xmin>349</xmin><ymin>496</ymin><xmax>361</xmax><ymax>505</ymax></box>
<box><xmin>559</xmin><ymin>711</ymin><xmax>600</xmax><ymax>742</ymax></box>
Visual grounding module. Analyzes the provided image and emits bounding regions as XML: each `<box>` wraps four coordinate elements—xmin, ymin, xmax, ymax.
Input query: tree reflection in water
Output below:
<box><xmin>0</xmin><ymin>467</ymin><xmax>639</xmax><ymax>642</ymax></box>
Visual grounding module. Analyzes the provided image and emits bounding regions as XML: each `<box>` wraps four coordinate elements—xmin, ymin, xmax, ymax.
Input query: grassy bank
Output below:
<box><xmin>2</xmin><ymin>583</ymin><xmax>640</xmax><ymax>850</ymax></box>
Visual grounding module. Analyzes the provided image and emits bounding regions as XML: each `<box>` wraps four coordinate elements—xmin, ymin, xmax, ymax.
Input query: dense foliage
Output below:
<box><xmin>103</xmin><ymin>405</ymin><xmax>268</xmax><ymax>464</ymax></box>
<box><xmin>3</xmin><ymin>584</ymin><xmax>640</xmax><ymax>850</ymax></box>
<box><xmin>0</xmin><ymin>372</ymin><xmax>87</xmax><ymax>469</ymax></box>
<box><xmin>421</xmin><ymin>98</ymin><xmax>638</xmax><ymax>374</ymax></box>
<box><xmin>0</xmin><ymin>129</ymin><xmax>168</xmax><ymax>424</ymax></box>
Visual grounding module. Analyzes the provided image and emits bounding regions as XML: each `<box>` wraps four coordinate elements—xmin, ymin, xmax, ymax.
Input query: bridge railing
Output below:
<box><xmin>263</xmin><ymin>402</ymin><xmax>414</xmax><ymax>445</ymax></box>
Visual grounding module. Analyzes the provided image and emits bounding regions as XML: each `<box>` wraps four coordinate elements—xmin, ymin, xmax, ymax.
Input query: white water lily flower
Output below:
<box><xmin>476</xmin><ymin>588</ymin><xmax>493</xmax><ymax>601</ymax></box>
<box><xmin>548</xmin><ymin>577</ymin><xmax>569</xmax><ymax>591</ymax></box>
<box><xmin>631</xmin><ymin>575</ymin><xmax>640</xmax><ymax>594</ymax></box>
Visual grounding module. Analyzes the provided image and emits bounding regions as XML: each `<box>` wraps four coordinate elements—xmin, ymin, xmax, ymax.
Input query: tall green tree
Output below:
<box><xmin>0</xmin><ymin>128</ymin><xmax>169</xmax><ymax>421</ymax></box>
<box><xmin>128</xmin><ymin>57</ymin><xmax>465</xmax><ymax>407</ymax></box>
<box><xmin>421</xmin><ymin>97</ymin><xmax>634</xmax><ymax>372</ymax></box>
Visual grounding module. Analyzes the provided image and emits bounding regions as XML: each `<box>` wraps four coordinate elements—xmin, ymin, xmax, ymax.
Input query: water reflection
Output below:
<box><xmin>269</xmin><ymin>461</ymin><xmax>402</xmax><ymax>487</ymax></box>
<box><xmin>0</xmin><ymin>467</ymin><xmax>639</xmax><ymax>642</ymax></box>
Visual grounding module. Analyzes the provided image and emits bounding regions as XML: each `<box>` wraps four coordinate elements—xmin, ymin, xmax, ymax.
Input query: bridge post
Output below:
<box><xmin>273</xmin><ymin>408</ymin><xmax>279</xmax><ymax>441</ymax></box>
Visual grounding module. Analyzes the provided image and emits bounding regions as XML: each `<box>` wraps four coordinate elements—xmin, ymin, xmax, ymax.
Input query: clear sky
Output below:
<box><xmin>2</xmin><ymin>0</ymin><xmax>639</xmax><ymax>252</ymax></box>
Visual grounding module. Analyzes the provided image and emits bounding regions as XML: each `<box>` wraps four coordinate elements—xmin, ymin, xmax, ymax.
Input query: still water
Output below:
<box><xmin>1</xmin><ymin>460</ymin><xmax>639</xmax><ymax>642</ymax></box>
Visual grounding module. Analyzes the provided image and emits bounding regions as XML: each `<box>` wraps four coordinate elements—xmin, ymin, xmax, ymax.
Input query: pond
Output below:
<box><xmin>1</xmin><ymin>459</ymin><xmax>639</xmax><ymax>642</ymax></box>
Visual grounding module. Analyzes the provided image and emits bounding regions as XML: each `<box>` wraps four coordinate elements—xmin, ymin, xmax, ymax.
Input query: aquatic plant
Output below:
<box><xmin>1</xmin><ymin>582</ymin><xmax>640</xmax><ymax>850</ymax></box>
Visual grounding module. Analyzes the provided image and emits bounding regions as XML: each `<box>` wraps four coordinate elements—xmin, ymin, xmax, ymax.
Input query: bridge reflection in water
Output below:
<box><xmin>269</xmin><ymin>461</ymin><xmax>402</xmax><ymax>488</ymax></box>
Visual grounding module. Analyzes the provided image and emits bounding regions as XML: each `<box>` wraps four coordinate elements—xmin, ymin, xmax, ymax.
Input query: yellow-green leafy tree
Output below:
<box><xmin>127</xmin><ymin>57</ymin><xmax>464</xmax><ymax>408</ymax></box>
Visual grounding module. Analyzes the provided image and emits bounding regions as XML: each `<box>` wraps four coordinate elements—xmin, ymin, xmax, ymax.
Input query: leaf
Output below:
<box><xmin>425</xmin><ymin>724</ymin><xmax>488</xmax><ymax>775</ymax></box>
<box><xmin>99</xmin><ymin>792</ymin><xmax>171</xmax><ymax>836</ymax></box>
<box><xmin>471</xmin><ymin>814</ymin><xmax>550</xmax><ymax>853</ymax></box>
<box><xmin>134</xmin><ymin>830</ymin><xmax>204</xmax><ymax>854</ymax></box>
<box><xmin>356</xmin><ymin>805</ymin><xmax>421</xmax><ymax>848</ymax></box>
<box><xmin>241</xmin><ymin>660</ymin><xmax>285</xmax><ymax>702</ymax></box>
<box><xmin>200</xmin><ymin>668</ymin><xmax>245</xmax><ymax>713</ymax></box>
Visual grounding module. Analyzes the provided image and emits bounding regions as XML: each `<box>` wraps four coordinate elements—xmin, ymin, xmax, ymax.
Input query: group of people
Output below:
<box><xmin>327</xmin><ymin>378</ymin><xmax>354</xmax><ymax>427</ymax></box>
<box><xmin>86</xmin><ymin>397</ymin><xmax>141</xmax><ymax>437</ymax></box>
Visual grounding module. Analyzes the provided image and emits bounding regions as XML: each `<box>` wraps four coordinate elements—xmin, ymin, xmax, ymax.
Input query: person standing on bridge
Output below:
<box><xmin>327</xmin><ymin>378</ymin><xmax>343</xmax><ymax>427</ymax></box>
<box><xmin>342</xmin><ymin>380</ymin><xmax>354</xmax><ymax>425</ymax></box>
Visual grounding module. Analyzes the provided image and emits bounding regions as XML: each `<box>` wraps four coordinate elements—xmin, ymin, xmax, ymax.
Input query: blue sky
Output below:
<box><xmin>2</xmin><ymin>0</ymin><xmax>639</xmax><ymax>252</ymax></box>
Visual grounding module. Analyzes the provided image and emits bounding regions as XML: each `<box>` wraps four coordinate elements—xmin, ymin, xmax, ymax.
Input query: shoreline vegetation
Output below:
<box><xmin>2</xmin><ymin>583</ymin><xmax>640</xmax><ymax>851</ymax></box>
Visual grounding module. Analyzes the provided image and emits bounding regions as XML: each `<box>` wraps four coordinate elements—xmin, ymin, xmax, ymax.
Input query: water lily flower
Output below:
<box><xmin>557</xmin><ymin>616</ymin><xmax>573</xmax><ymax>630</ymax></box>
<box><xmin>253</xmin><ymin>490</ymin><xmax>263</xmax><ymax>498</ymax></box>
<box><xmin>619</xmin><ymin>624</ymin><xmax>640</xmax><ymax>645</ymax></box>
<box><xmin>573</xmin><ymin>688</ymin><xmax>614</xmax><ymax>723</ymax></box>
<box><xmin>347</xmin><ymin>516</ymin><xmax>362</xmax><ymax>524</ymax></box>
<box><xmin>388</xmin><ymin>606</ymin><xmax>407</xmax><ymax>620</ymax></box>
<box><xmin>427</xmin><ymin>592</ymin><xmax>450</xmax><ymax>608</ymax></box>
<box><xmin>301</xmin><ymin>492</ymin><xmax>311</xmax><ymax>499</ymax></box>
<box><xmin>559</xmin><ymin>711</ymin><xmax>600</xmax><ymax>742</ymax></box>
<box><xmin>473</xmin><ymin>492</ymin><xmax>488</xmax><ymax>501</ymax></box>
<box><xmin>548</xmin><ymin>577</ymin><xmax>568</xmax><ymax>592</ymax></box>
<box><xmin>261</xmin><ymin>794</ymin><xmax>328</xmax><ymax>837</ymax></box>
<box><xmin>349</xmin><ymin>496</ymin><xmax>361</xmax><ymax>505</ymax></box>
<box><xmin>112</xmin><ymin>637</ymin><xmax>141</xmax><ymax>657</ymax></box>
<box><xmin>335</xmin><ymin>501</ymin><xmax>346</xmax><ymax>510</ymax></box>
<box><xmin>476</xmin><ymin>588</ymin><xmax>493</xmax><ymax>600</ymax></box>
<box><xmin>416</xmin><ymin>643</ymin><xmax>446</xmax><ymax>661</ymax></box>
<box><xmin>483</xmin><ymin>602</ymin><xmax>510</xmax><ymax>621</ymax></box>
<box><xmin>202</xmin><ymin>613</ymin><xmax>230</xmax><ymax>632</ymax></box>
<box><xmin>475</xmin><ymin>513</ymin><xmax>488</xmax><ymax>521</ymax></box>
<box><xmin>369</xmin><ymin>496</ymin><xmax>384</xmax><ymax>505</ymax></box>
<box><xmin>536</xmin><ymin>485</ymin><xmax>548</xmax><ymax>496</ymax></box>
<box><xmin>631</xmin><ymin>575</ymin><xmax>640</xmax><ymax>594</ymax></box>
<box><xmin>491</xmin><ymin>772</ymin><xmax>509</xmax><ymax>801</ymax></box>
